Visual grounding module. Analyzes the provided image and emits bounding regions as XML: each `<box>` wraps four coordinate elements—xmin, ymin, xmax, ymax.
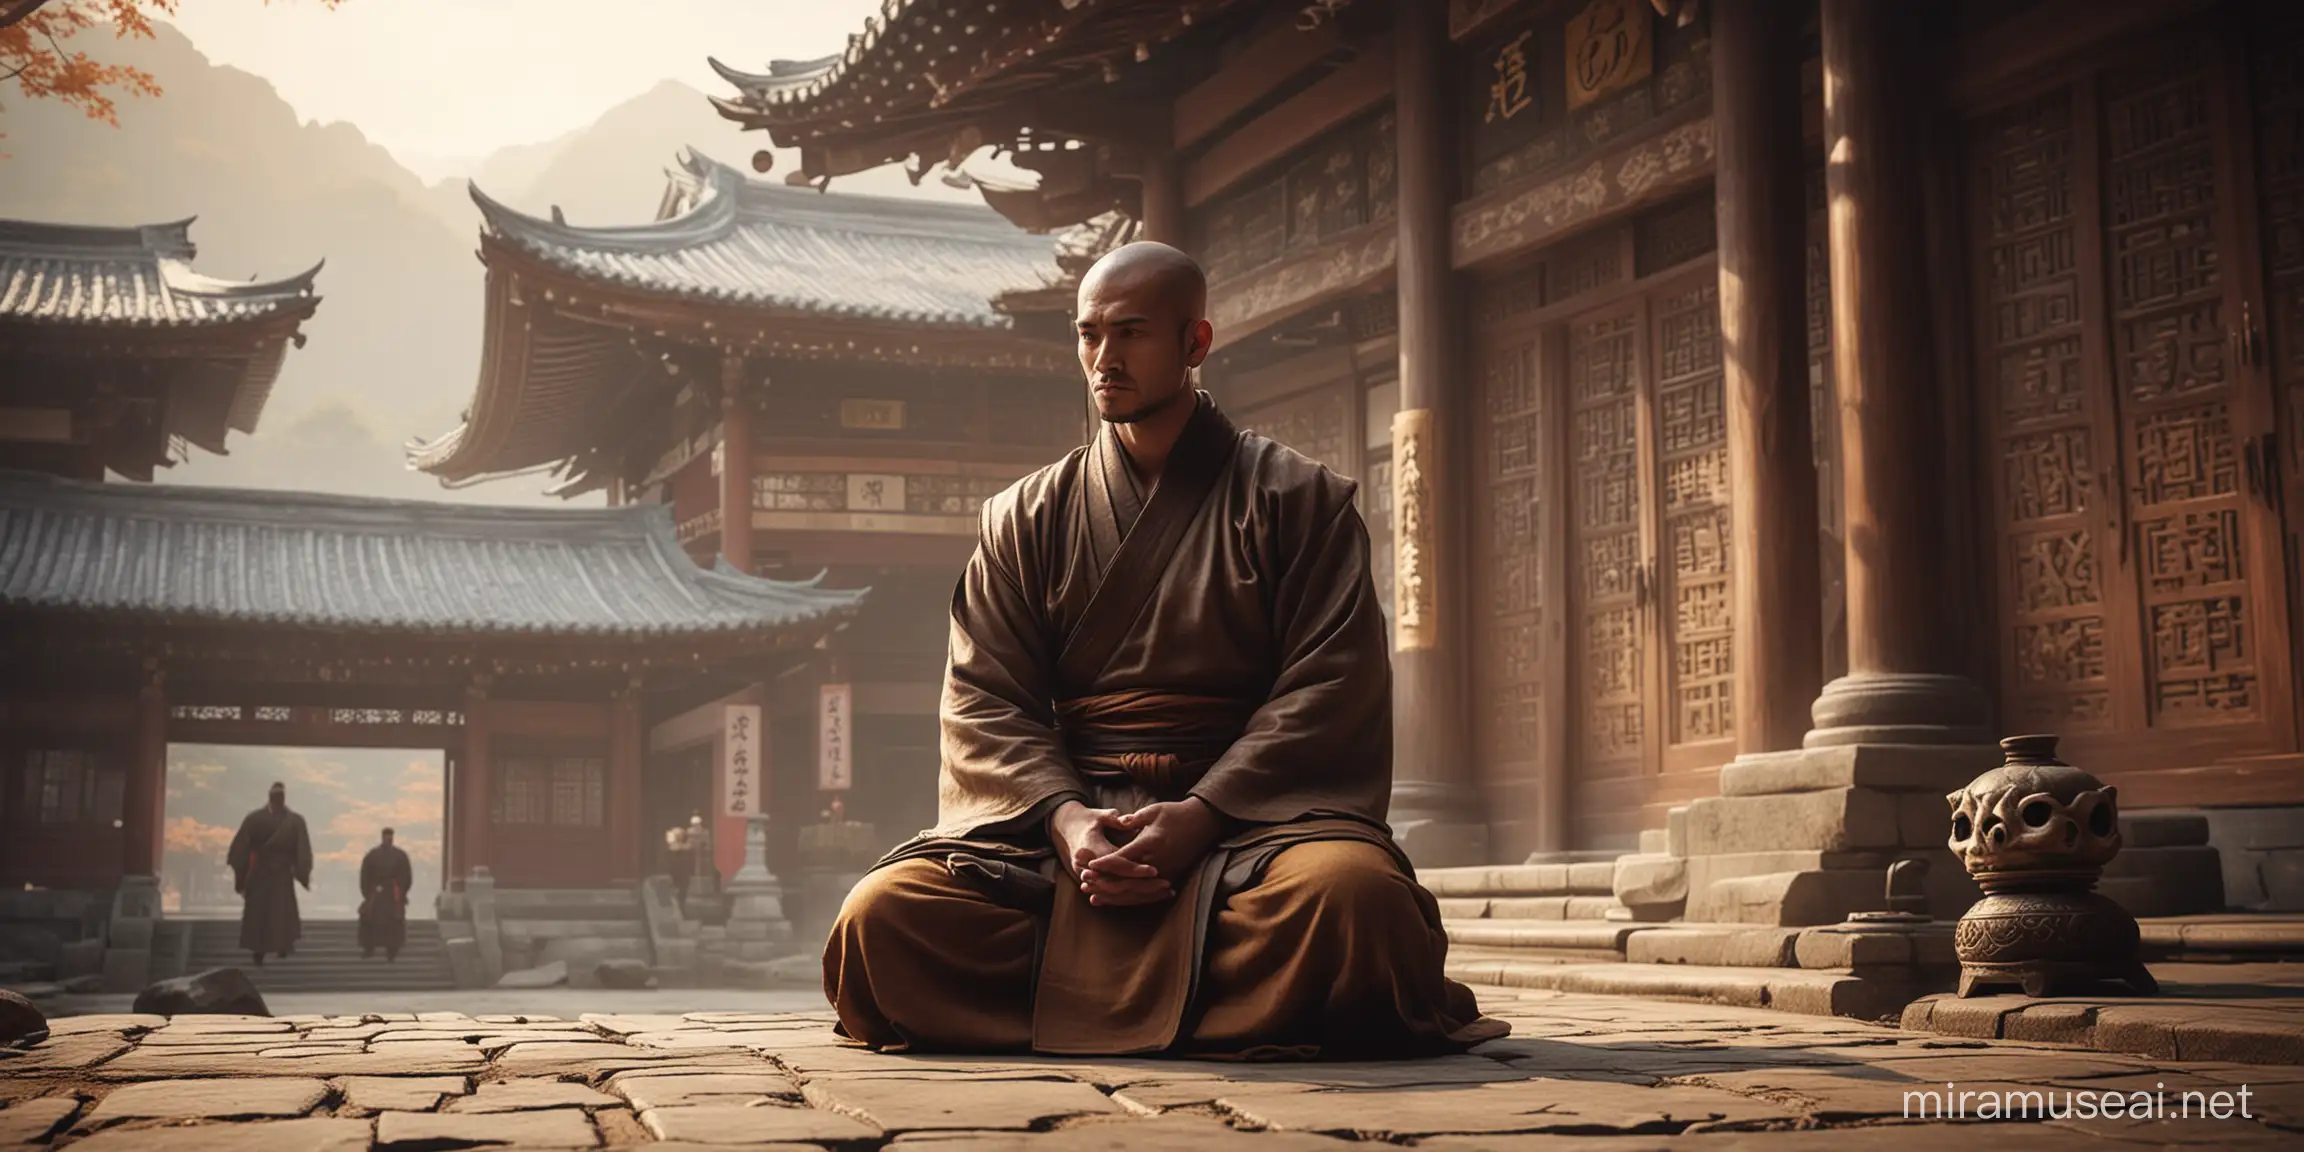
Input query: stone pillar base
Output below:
<box><xmin>1678</xmin><ymin>743</ymin><xmax>1995</xmax><ymax>925</ymax></box>
<box><xmin>1389</xmin><ymin>781</ymin><xmax>1491</xmax><ymax>869</ymax></box>
<box><xmin>1804</xmin><ymin>674</ymin><xmax>1991</xmax><ymax>748</ymax></box>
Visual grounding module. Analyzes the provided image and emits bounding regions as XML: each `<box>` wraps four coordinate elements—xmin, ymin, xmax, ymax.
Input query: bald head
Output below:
<box><xmin>1078</xmin><ymin>242</ymin><xmax>1207</xmax><ymax>322</ymax></box>
<box><xmin>1075</xmin><ymin>242</ymin><xmax>1214</xmax><ymax>425</ymax></box>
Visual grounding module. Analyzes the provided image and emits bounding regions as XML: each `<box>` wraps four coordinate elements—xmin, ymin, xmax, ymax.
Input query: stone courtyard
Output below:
<box><xmin>4</xmin><ymin>984</ymin><xmax>2302</xmax><ymax>1149</ymax></box>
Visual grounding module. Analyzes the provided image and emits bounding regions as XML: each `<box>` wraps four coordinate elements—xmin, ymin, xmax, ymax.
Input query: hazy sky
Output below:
<box><xmin>165</xmin><ymin>0</ymin><xmax>888</xmax><ymax>173</ymax></box>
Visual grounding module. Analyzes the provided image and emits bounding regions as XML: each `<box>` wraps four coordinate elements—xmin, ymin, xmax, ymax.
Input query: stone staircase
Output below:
<box><xmin>181</xmin><ymin>917</ymin><xmax>458</xmax><ymax>992</ymax></box>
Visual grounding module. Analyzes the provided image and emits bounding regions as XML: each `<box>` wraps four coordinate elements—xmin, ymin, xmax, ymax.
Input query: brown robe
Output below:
<box><xmin>228</xmin><ymin>804</ymin><xmax>312</xmax><ymax>957</ymax></box>
<box><xmin>826</xmin><ymin>392</ymin><xmax>1504</xmax><ymax>1058</ymax></box>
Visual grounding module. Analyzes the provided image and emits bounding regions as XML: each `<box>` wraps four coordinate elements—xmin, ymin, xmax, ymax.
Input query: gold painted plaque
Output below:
<box><xmin>1392</xmin><ymin>407</ymin><xmax>1437</xmax><ymax>653</ymax></box>
<box><xmin>1565</xmin><ymin>0</ymin><xmax>1653</xmax><ymax>111</ymax></box>
<box><xmin>839</xmin><ymin>398</ymin><xmax>906</xmax><ymax>430</ymax></box>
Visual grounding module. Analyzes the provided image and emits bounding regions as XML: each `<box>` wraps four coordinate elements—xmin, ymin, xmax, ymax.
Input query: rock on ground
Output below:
<box><xmin>495</xmin><ymin>960</ymin><xmax>569</xmax><ymax>989</ymax></box>
<box><xmin>131</xmin><ymin>968</ymin><xmax>270</xmax><ymax>1017</ymax></box>
<box><xmin>0</xmin><ymin>988</ymin><xmax>47</xmax><ymax>1046</ymax></box>
<box><xmin>595</xmin><ymin>959</ymin><xmax>656</xmax><ymax>990</ymax></box>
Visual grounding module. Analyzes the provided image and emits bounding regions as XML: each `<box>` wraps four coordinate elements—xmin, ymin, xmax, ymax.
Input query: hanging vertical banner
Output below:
<box><xmin>720</xmin><ymin>704</ymin><xmax>761</xmax><ymax>818</ymax></box>
<box><xmin>818</xmin><ymin>683</ymin><xmax>852</xmax><ymax>791</ymax></box>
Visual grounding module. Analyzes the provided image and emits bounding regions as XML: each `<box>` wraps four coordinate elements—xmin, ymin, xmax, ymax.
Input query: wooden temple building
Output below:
<box><xmin>0</xmin><ymin>217</ymin><xmax>321</xmax><ymax>481</ymax></box>
<box><xmin>707</xmin><ymin>0</ymin><xmax>2304</xmax><ymax>911</ymax></box>
<box><xmin>409</xmin><ymin>150</ymin><xmax>1085</xmax><ymax>874</ymax></box>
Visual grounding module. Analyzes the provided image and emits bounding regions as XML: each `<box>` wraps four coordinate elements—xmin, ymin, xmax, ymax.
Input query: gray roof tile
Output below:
<box><xmin>470</xmin><ymin>151</ymin><xmax>1060</xmax><ymax>327</ymax></box>
<box><xmin>0</xmin><ymin>471</ymin><xmax>863</xmax><ymax>639</ymax></box>
<box><xmin>0</xmin><ymin>218</ymin><xmax>321</xmax><ymax>327</ymax></box>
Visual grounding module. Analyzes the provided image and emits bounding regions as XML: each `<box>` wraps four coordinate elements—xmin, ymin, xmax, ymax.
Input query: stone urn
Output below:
<box><xmin>1946</xmin><ymin>734</ymin><xmax>2158</xmax><ymax>998</ymax></box>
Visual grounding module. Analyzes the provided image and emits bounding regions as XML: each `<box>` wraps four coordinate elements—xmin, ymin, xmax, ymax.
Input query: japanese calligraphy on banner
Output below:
<box><xmin>1565</xmin><ymin>0</ymin><xmax>1652</xmax><ymax>110</ymax></box>
<box><xmin>818</xmin><ymin>683</ymin><xmax>852</xmax><ymax>791</ymax></box>
<box><xmin>720</xmin><ymin>704</ymin><xmax>761</xmax><ymax>818</ymax></box>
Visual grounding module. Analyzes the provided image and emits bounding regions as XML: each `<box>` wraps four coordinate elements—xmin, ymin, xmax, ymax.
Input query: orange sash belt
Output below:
<box><xmin>1054</xmin><ymin>689</ymin><xmax>1253</xmax><ymax>803</ymax></box>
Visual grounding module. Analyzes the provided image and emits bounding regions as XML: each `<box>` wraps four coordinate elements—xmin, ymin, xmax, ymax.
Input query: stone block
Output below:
<box><xmin>100</xmin><ymin>947</ymin><xmax>152</xmax><ymax>994</ymax></box>
<box><xmin>1791</xmin><ymin>925</ymin><xmax>1926</xmax><ymax>969</ymax></box>
<box><xmin>0</xmin><ymin>988</ymin><xmax>46</xmax><ymax>1044</ymax></box>
<box><xmin>495</xmin><ymin>960</ymin><xmax>568</xmax><ymax>989</ymax></box>
<box><xmin>1687</xmin><ymin>869</ymin><xmax>1880</xmax><ymax>926</ymax></box>
<box><xmin>1682</xmin><ymin>788</ymin><xmax>1901</xmax><ymax>856</ymax></box>
<box><xmin>132</xmin><ymin>967</ymin><xmax>267</xmax><ymax>1016</ymax></box>
<box><xmin>2205</xmin><ymin>805</ymin><xmax>2304</xmax><ymax>851</ymax></box>
<box><xmin>55</xmin><ymin>937</ymin><xmax>104</xmax><ymax>980</ymax></box>
<box><xmin>1433</xmin><ymin>897</ymin><xmax>1489</xmax><ymax>919</ymax></box>
<box><xmin>377</xmin><ymin>1109</ymin><xmax>599</xmax><ymax>1149</ymax></box>
<box><xmin>1717</xmin><ymin>743</ymin><xmax>1998</xmax><ymax>797</ymax></box>
<box><xmin>1612</xmin><ymin>853</ymin><xmax>1687</xmax><ymax>914</ymax></box>
<box><xmin>1898</xmin><ymin>791</ymin><xmax>1950</xmax><ymax>848</ymax></box>
<box><xmin>88</xmin><ymin>1077</ymin><xmax>328</xmax><ymax>1123</ymax></box>
<box><xmin>1624</xmin><ymin>926</ymin><xmax>1798</xmax><ymax>967</ymax></box>
<box><xmin>442</xmin><ymin>936</ymin><xmax>484</xmax><ymax>989</ymax></box>
<box><xmin>1566</xmin><ymin>861</ymin><xmax>1617</xmax><ymax>893</ymax></box>
<box><xmin>1666</xmin><ymin>806</ymin><xmax>1690</xmax><ymax>857</ymax></box>
<box><xmin>2123</xmin><ymin>812</ymin><xmax>2211</xmax><ymax>848</ymax></box>
<box><xmin>1483</xmin><ymin>896</ymin><xmax>1569</xmax><ymax>919</ymax></box>
<box><xmin>1639</xmin><ymin>828</ymin><xmax>1668</xmax><ymax>855</ymax></box>
<box><xmin>1565</xmin><ymin>897</ymin><xmax>1620</xmax><ymax>920</ymax></box>
<box><xmin>2099</xmin><ymin>844</ymin><xmax>2226</xmax><ymax>917</ymax></box>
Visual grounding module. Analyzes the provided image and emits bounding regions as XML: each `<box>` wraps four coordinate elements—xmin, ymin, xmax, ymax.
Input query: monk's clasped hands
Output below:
<box><xmin>1051</xmin><ymin>796</ymin><xmax>1225</xmax><ymax>907</ymax></box>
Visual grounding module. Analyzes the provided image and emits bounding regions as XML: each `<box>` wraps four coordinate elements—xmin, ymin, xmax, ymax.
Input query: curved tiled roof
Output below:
<box><xmin>0</xmin><ymin>471</ymin><xmax>865</xmax><ymax>639</ymax></box>
<box><xmin>0</xmin><ymin>218</ymin><xmax>322</xmax><ymax>327</ymax></box>
<box><xmin>469</xmin><ymin>150</ymin><xmax>1059</xmax><ymax>328</ymax></box>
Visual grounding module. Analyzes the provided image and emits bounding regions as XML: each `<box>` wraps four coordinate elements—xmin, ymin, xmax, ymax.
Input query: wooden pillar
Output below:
<box><xmin>1713</xmin><ymin>0</ymin><xmax>1823</xmax><ymax>755</ymax></box>
<box><xmin>460</xmin><ymin>680</ymin><xmax>492</xmax><ymax>879</ymax></box>
<box><xmin>1386</xmin><ymin>0</ymin><xmax>1484</xmax><ymax>864</ymax></box>
<box><xmin>1811</xmin><ymin>0</ymin><xmax>1987</xmax><ymax>744</ymax></box>
<box><xmin>719</xmin><ymin>357</ymin><xmax>755</xmax><ymax>575</ymax></box>
<box><xmin>123</xmin><ymin>665</ymin><xmax>166</xmax><ymax>878</ymax></box>
<box><xmin>608</xmin><ymin>679</ymin><xmax>644</xmax><ymax>885</ymax></box>
<box><xmin>1138</xmin><ymin>148</ymin><xmax>1186</xmax><ymax>246</ymax></box>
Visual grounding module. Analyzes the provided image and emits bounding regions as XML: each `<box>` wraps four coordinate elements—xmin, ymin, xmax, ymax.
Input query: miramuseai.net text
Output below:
<box><xmin>1903</xmin><ymin>1083</ymin><xmax>2255</xmax><ymax>1121</ymax></box>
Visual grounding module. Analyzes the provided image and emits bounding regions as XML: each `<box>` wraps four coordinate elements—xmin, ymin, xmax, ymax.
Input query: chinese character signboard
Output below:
<box><xmin>1565</xmin><ymin>0</ymin><xmax>1651</xmax><ymax>110</ymax></box>
<box><xmin>818</xmin><ymin>683</ymin><xmax>852</xmax><ymax>791</ymax></box>
<box><xmin>838</xmin><ymin>398</ymin><xmax>906</xmax><ymax>430</ymax></box>
<box><xmin>721</xmin><ymin>704</ymin><xmax>761</xmax><ymax>818</ymax></box>
<box><xmin>1485</xmin><ymin>29</ymin><xmax>1535</xmax><ymax>124</ymax></box>
<box><xmin>846</xmin><ymin>473</ymin><xmax>906</xmax><ymax>513</ymax></box>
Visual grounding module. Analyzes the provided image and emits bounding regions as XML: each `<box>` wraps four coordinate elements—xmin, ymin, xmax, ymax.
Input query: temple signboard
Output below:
<box><xmin>1564</xmin><ymin>0</ymin><xmax>1652</xmax><ymax>110</ymax></box>
<box><xmin>721</xmin><ymin>704</ymin><xmax>762</xmax><ymax>818</ymax></box>
<box><xmin>818</xmin><ymin>683</ymin><xmax>852</xmax><ymax>791</ymax></box>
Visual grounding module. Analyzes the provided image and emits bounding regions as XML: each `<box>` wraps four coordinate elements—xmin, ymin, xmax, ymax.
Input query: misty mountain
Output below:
<box><xmin>427</xmin><ymin>78</ymin><xmax>980</xmax><ymax>238</ymax></box>
<box><xmin>0</xmin><ymin>21</ymin><xmax>535</xmax><ymax>503</ymax></box>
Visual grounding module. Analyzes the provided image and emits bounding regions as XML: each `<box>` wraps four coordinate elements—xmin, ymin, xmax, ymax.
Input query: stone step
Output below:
<box><xmin>1418</xmin><ymin>862</ymin><xmax>1620</xmax><ymax>899</ymax></box>
<box><xmin>1445</xmin><ymin>957</ymin><xmax>1929</xmax><ymax>1021</ymax></box>
<box><xmin>1440</xmin><ymin>920</ymin><xmax>1638</xmax><ymax>957</ymax></box>
<box><xmin>1433</xmin><ymin>895</ymin><xmax>1625</xmax><ymax>921</ymax></box>
<box><xmin>2138</xmin><ymin>913</ymin><xmax>2304</xmax><ymax>959</ymax></box>
<box><xmin>183</xmin><ymin>919</ymin><xmax>459</xmax><ymax>991</ymax></box>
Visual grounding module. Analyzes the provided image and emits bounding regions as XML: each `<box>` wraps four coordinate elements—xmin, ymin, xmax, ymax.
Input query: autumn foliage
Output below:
<box><xmin>1</xmin><ymin>0</ymin><xmax>343</xmax><ymax>126</ymax></box>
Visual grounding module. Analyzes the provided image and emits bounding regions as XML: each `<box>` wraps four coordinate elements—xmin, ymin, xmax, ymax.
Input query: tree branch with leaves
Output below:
<box><xmin>2</xmin><ymin>0</ymin><xmax>343</xmax><ymax>127</ymax></box>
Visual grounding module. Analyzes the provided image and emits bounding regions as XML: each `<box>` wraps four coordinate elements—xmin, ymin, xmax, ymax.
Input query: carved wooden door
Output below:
<box><xmin>1564</xmin><ymin>297</ymin><xmax>1658</xmax><ymax>812</ymax></box>
<box><xmin>1970</xmin><ymin>27</ymin><xmax>2297</xmax><ymax>802</ymax></box>
<box><xmin>1470</xmin><ymin>322</ymin><xmax>1558</xmax><ymax>858</ymax></box>
<box><xmin>1646</xmin><ymin>274</ymin><xmax>1737</xmax><ymax>778</ymax></box>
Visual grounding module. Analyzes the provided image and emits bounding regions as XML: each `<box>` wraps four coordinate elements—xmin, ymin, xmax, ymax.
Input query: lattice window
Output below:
<box><xmin>492</xmin><ymin>756</ymin><xmax>604</xmax><ymax>827</ymax></box>
<box><xmin>25</xmin><ymin>750</ymin><xmax>119</xmax><ymax>826</ymax></box>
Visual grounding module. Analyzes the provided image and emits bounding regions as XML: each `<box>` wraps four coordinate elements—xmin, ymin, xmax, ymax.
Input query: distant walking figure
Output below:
<box><xmin>227</xmin><ymin>781</ymin><xmax>312</xmax><ymax>967</ymax></box>
<box><xmin>359</xmin><ymin>827</ymin><xmax>413</xmax><ymax>961</ymax></box>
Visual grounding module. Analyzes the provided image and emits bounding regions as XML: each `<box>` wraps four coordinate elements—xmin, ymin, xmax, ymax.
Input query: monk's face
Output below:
<box><xmin>268</xmin><ymin>786</ymin><xmax>285</xmax><ymax>812</ymax></box>
<box><xmin>1075</xmin><ymin>251</ymin><xmax>1212</xmax><ymax>424</ymax></box>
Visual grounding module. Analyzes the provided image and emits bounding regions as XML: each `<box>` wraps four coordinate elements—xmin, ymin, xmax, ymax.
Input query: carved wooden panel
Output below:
<box><xmin>2253</xmin><ymin>1</ymin><xmax>2304</xmax><ymax>649</ymax></box>
<box><xmin>1970</xmin><ymin>30</ymin><xmax>2297</xmax><ymax>780</ymax></box>
<box><xmin>1634</xmin><ymin>193</ymin><xmax>1718</xmax><ymax>277</ymax></box>
<box><xmin>1473</xmin><ymin>333</ymin><xmax>1548</xmax><ymax>773</ymax></box>
<box><xmin>1192</xmin><ymin>111</ymin><xmax>1390</xmax><ymax>284</ymax></box>
<box><xmin>1649</xmin><ymin>280</ymin><xmax>1732</xmax><ymax>752</ymax></box>
<box><xmin>2102</xmin><ymin>51</ymin><xmax>2264</xmax><ymax>727</ymax></box>
<box><xmin>1973</xmin><ymin>90</ymin><xmax>2114</xmax><ymax>733</ymax></box>
<box><xmin>1239</xmin><ymin>385</ymin><xmax>1349</xmax><ymax>470</ymax></box>
<box><xmin>1567</xmin><ymin>305</ymin><xmax>1646</xmax><ymax>777</ymax></box>
<box><xmin>1465</xmin><ymin>0</ymin><xmax>1711</xmax><ymax>197</ymax></box>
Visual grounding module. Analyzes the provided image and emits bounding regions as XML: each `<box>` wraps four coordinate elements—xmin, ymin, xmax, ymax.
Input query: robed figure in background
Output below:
<box><xmin>359</xmin><ymin>827</ymin><xmax>413</xmax><ymax>961</ymax></box>
<box><xmin>825</xmin><ymin>243</ymin><xmax>1504</xmax><ymax>1059</ymax></box>
<box><xmin>228</xmin><ymin>781</ymin><xmax>312</xmax><ymax>966</ymax></box>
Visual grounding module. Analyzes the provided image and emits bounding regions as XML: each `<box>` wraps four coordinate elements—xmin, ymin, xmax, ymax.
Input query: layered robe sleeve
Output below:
<box><xmin>226</xmin><ymin>810</ymin><xmax>265</xmax><ymax>895</ymax></box>
<box><xmin>931</xmin><ymin>491</ymin><xmax>1092</xmax><ymax>838</ymax></box>
<box><xmin>278</xmin><ymin>813</ymin><xmax>315</xmax><ymax>890</ymax></box>
<box><xmin>1188</xmin><ymin>475</ymin><xmax>1393</xmax><ymax>827</ymax></box>
<box><xmin>389</xmin><ymin>847</ymin><xmax>412</xmax><ymax>902</ymax></box>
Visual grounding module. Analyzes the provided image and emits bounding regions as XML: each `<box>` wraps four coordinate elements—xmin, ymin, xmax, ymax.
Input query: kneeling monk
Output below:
<box><xmin>825</xmin><ymin>241</ymin><xmax>1506</xmax><ymax>1059</ymax></box>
